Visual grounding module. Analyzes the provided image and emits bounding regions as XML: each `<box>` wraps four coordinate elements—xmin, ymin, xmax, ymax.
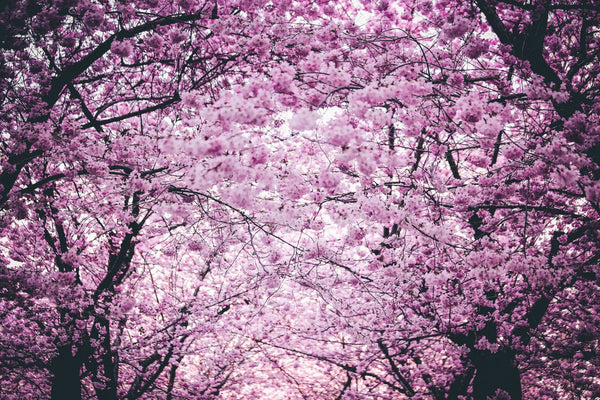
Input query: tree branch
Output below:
<box><xmin>82</xmin><ymin>92</ymin><xmax>181</xmax><ymax>129</ymax></box>
<box><xmin>44</xmin><ymin>11</ymin><xmax>209</xmax><ymax>108</ymax></box>
<box><xmin>377</xmin><ymin>339</ymin><xmax>415</xmax><ymax>396</ymax></box>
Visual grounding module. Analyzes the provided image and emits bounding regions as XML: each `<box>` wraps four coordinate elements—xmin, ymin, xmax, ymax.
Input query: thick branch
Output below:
<box><xmin>44</xmin><ymin>11</ymin><xmax>209</xmax><ymax>108</ymax></box>
<box><xmin>474</xmin><ymin>0</ymin><xmax>513</xmax><ymax>45</ymax></box>
<box><xmin>445</xmin><ymin>150</ymin><xmax>461</xmax><ymax>180</ymax></box>
<box><xmin>82</xmin><ymin>92</ymin><xmax>180</xmax><ymax>129</ymax></box>
<box><xmin>377</xmin><ymin>339</ymin><xmax>415</xmax><ymax>396</ymax></box>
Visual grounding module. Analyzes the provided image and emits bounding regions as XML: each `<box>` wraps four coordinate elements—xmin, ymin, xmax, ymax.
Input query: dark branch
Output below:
<box><xmin>45</xmin><ymin>11</ymin><xmax>209</xmax><ymax>108</ymax></box>
<box><xmin>445</xmin><ymin>150</ymin><xmax>461</xmax><ymax>180</ymax></box>
<box><xmin>377</xmin><ymin>339</ymin><xmax>415</xmax><ymax>396</ymax></box>
<box><xmin>82</xmin><ymin>92</ymin><xmax>181</xmax><ymax>129</ymax></box>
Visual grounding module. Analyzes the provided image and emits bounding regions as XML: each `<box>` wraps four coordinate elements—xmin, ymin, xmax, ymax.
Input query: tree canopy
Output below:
<box><xmin>1</xmin><ymin>0</ymin><xmax>599</xmax><ymax>399</ymax></box>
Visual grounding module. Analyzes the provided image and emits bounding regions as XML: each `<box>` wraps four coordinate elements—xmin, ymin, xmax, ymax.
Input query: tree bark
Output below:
<box><xmin>451</xmin><ymin>315</ymin><xmax>523</xmax><ymax>399</ymax></box>
<box><xmin>471</xmin><ymin>350</ymin><xmax>522</xmax><ymax>400</ymax></box>
<box><xmin>50</xmin><ymin>345</ymin><xmax>82</xmax><ymax>400</ymax></box>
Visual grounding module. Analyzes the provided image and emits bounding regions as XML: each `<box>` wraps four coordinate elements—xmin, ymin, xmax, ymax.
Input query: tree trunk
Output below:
<box><xmin>50</xmin><ymin>345</ymin><xmax>82</xmax><ymax>400</ymax></box>
<box><xmin>472</xmin><ymin>350</ymin><xmax>522</xmax><ymax>400</ymax></box>
<box><xmin>88</xmin><ymin>315</ymin><xmax>119</xmax><ymax>400</ymax></box>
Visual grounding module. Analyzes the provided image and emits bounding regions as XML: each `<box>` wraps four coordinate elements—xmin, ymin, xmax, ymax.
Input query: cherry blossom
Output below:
<box><xmin>1</xmin><ymin>0</ymin><xmax>599</xmax><ymax>399</ymax></box>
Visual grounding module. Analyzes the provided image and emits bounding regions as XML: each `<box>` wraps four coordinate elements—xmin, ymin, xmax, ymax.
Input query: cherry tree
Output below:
<box><xmin>252</xmin><ymin>1</ymin><xmax>600</xmax><ymax>399</ymax></box>
<box><xmin>1</xmin><ymin>0</ymin><xmax>599</xmax><ymax>399</ymax></box>
<box><xmin>0</xmin><ymin>0</ymin><xmax>355</xmax><ymax>398</ymax></box>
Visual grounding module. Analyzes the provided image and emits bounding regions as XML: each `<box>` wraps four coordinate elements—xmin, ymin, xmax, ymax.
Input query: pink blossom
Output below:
<box><xmin>146</xmin><ymin>33</ymin><xmax>164</xmax><ymax>49</ymax></box>
<box><xmin>464</xmin><ymin>39</ymin><xmax>489</xmax><ymax>59</ymax></box>
<box><xmin>318</xmin><ymin>169</ymin><xmax>340</xmax><ymax>189</ymax></box>
<box><xmin>169</xmin><ymin>29</ymin><xmax>187</xmax><ymax>44</ymax></box>
<box><xmin>111</xmin><ymin>40</ymin><xmax>133</xmax><ymax>58</ymax></box>
<box><xmin>441</xmin><ymin>17</ymin><xmax>471</xmax><ymax>40</ymax></box>
<box><xmin>83</xmin><ymin>7</ymin><xmax>104</xmax><ymax>28</ymax></box>
<box><xmin>289</xmin><ymin>109</ymin><xmax>319</xmax><ymax>131</ymax></box>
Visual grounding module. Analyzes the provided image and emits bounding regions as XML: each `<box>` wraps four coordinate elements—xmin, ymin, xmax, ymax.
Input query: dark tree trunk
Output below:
<box><xmin>50</xmin><ymin>345</ymin><xmax>82</xmax><ymax>400</ymax></box>
<box><xmin>471</xmin><ymin>350</ymin><xmax>522</xmax><ymax>400</ymax></box>
<box><xmin>88</xmin><ymin>315</ymin><xmax>119</xmax><ymax>400</ymax></box>
<box><xmin>450</xmin><ymin>315</ymin><xmax>523</xmax><ymax>399</ymax></box>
